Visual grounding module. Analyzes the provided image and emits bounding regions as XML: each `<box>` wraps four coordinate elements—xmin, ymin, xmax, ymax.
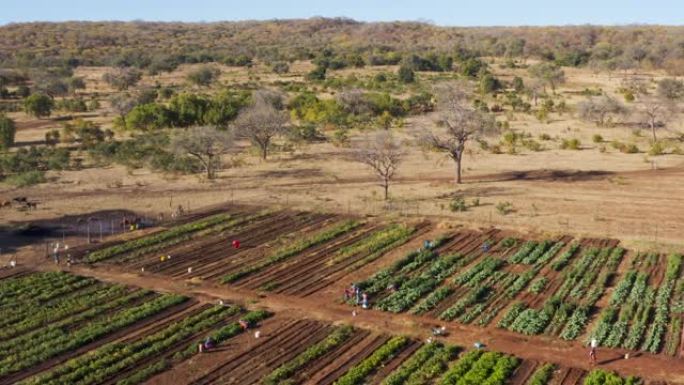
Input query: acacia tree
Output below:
<box><xmin>234</xmin><ymin>90</ymin><xmax>289</xmax><ymax>160</ymax></box>
<box><xmin>420</xmin><ymin>82</ymin><xmax>496</xmax><ymax>184</ymax></box>
<box><xmin>172</xmin><ymin>126</ymin><xmax>233</xmax><ymax>179</ymax></box>
<box><xmin>354</xmin><ymin>131</ymin><xmax>404</xmax><ymax>200</ymax></box>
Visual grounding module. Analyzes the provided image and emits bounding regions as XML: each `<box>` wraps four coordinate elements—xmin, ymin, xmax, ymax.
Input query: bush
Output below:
<box><xmin>612</xmin><ymin>141</ymin><xmax>639</xmax><ymax>154</ymax></box>
<box><xmin>560</xmin><ymin>138</ymin><xmax>581</xmax><ymax>150</ymax></box>
<box><xmin>496</xmin><ymin>201</ymin><xmax>513</xmax><ymax>215</ymax></box>
<box><xmin>397</xmin><ymin>65</ymin><xmax>415</xmax><ymax>83</ymax></box>
<box><xmin>523</xmin><ymin>139</ymin><xmax>544</xmax><ymax>152</ymax></box>
<box><xmin>649</xmin><ymin>142</ymin><xmax>665</xmax><ymax>156</ymax></box>
<box><xmin>331</xmin><ymin>129</ymin><xmax>350</xmax><ymax>147</ymax></box>
<box><xmin>592</xmin><ymin>134</ymin><xmax>603</xmax><ymax>143</ymax></box>
<box><xmin>3</xmin><ymin>170</ymin><xmax>46</xmax><ymax>187</ymax></box>
<box><xmin>0</xmin><ymin>114</ymin><xmax>15</xmax><ymax>150</ymax></box>
<box><xmin>306</xmin><ymin>66</ymin><xmax>327</xmax><ymax>81</ymax></box>
<box><xmin>24</xmin><ymin>93</ymin><xmax>54</xmax><ymax>118</ymax></box>
<box><xmin>450</xmin><ymin>197</ymin><xmax>467</xmax><ymax>212</ymax></box>
<box><xmin>186</xmin><ymin>65</ymin><xmax>220</xmax><ymax>87</ymax></box>
<box><xmin>271</xmin><ymin>62</ymin><xmax>290</xmax><ymax>74</ymax></box>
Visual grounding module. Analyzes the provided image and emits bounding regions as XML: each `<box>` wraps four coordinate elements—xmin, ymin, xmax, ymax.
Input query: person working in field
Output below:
<box><xmin>589</xmin><ymin>338</ymin><xmax>598</xmax><ymax>365</ymax></box>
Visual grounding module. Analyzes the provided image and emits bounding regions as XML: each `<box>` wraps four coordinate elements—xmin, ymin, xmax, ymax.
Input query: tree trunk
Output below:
<box><xmin>261</xmin><ymin>146</ymin><xmax>268</xmax><ymax>160</ymax></box>
<box><xmin>455</xmin><ymin>156</ymin><xmax>462</xmax><ymax>184</ymax></box>
<box><xmin>383</xmin><ymin>179</ymin><xmax>389</xmax><ymax>201</ymax></box>
<box><xmin>651</xmin><ymin>120</ymin><xmax>657</xmax><ymax>143</ymax></box>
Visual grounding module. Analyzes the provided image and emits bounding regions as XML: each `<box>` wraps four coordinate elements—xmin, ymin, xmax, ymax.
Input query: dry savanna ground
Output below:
<box><xmin>2</xmin><ymin>59</ymin><xmax>684</xmax><ymax>253</ymax></box>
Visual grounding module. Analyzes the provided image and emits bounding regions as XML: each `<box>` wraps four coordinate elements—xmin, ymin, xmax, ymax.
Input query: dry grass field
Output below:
<box><xmin>3</xmin><ymin>60</ymin><xmax>684</xmax><ymax>251</ymax></box>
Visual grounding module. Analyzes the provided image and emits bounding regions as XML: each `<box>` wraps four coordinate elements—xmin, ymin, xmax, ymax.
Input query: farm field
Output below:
<box><xmin>79</xmin><ymin>204</ymin><xmax>426</xmax><ymax>296</ymax></box>
<box><xmin>0</xmin><ymin>270</ymin><xmax>270</xmax><ymax>385</ymax></box>
<box><xmin>66</xmin><ymin>202</ymin><xmax>684</xmax><ymax>381</ymax></box>
<box><xmin>353</xmin><ymin>228</ymin><xmax>684</xmax><ymax>358</ymax></box>
<box><xmin>77</xmin><ymin>203</ymin><xmax>684</xmax><ymax>360</ymax></box>
<box><xmin>0</xmin><ymin>267</ymin><xmax>647</xmax><ymax>385</ymax></box>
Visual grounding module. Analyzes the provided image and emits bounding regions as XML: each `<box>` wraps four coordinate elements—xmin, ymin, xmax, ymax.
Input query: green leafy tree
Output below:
<box><xmin>169</xmin><ymin>93</ymin><xmax>210</xmax><ymax>127</ymax></box>
<box><xmin>0</xmin><ymin>114</ymin><xmax>16</xmax><ymax>150</ymax></box>
<box><xmin>125</xmin><ymin>104</ymin><xmax>172</xmax><ymax>131</ymax></box>
<box><xmin>24</xmin><ymin>93</ymin><xmax>54</xmax><ymax>118</ymax></box>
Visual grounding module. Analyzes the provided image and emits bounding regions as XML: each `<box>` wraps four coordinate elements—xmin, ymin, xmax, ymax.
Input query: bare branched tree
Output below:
<box><xmin>109</xmin><ymin>94</ymin><xmax>138</xmax><ymax>127</ymax></box>
<box><xmin>638</xmin><ymin>96</ymin><xmax>675</xmax><ymax>143</ymax></box>
<box><xmin>234</xmin><ymin>90</ymin><xmax>289</xmax><ymax>160</ymax></box>
<box><xmin>102</xmin><ymin>68</ymin><xmax>142</xmax><ymax>91</ymax></box>
<box><xmin>172</xmin><ymin>126</ymin><xmax>234</xmax><ymax>179</ymax></box>
<box><xmin>577</xmin><ymin>95</ymin><xmax>627</xmax><ymax>127</ymax></box>
<box><xmin>420</xmin><ymin>82</ymin><xmax>497</xmax><ymax>184</ymax></box>
<box><xmin>354</xmin><ymin>131</ymin><xmax>404</xmax><ymax>200</ymax></box>
<box><xmin>337</xmin><ymin>89</ymin><xmax>371</xmax><ymax>115</ymax></box>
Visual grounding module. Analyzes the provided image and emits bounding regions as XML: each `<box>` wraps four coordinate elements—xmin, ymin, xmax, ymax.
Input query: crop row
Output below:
<box><xmin>333</xmin><ymin>335</ymin><xmax>409</xmax><ymax>385</ymax></box>
<box><xmin>0</xmin><ymin>278</ymin><xmax>103</xmax><ymax>330</ymax></box>
<box><xmin>0</xmin><ymin>288</ymin><xmax>151</xmax><ymax>355</ymax></box>
<box><xmin>550</xmin><ymin>243</ymin><xmax>580</xmax><ymax>271</ymax></box>
<box><xmin>641</xmin><ymin>254</ymin><xmax>682</xmax><ymax>353</ymax></box>
<box><xmin>452</xmin><ymin>257</ymin><xmax>504</xmax><ymax>287</ymax></box>
<box><xmin>0</xmin><ymin>273</ymin><xmax>94</xmax><ymax>308</ymax></box>
<box><xmin>121</xmin><ymin>309</ymin><xmax>272</xmax><ymax>385</ymax></box>
<box><xmin>263</xmin><ymin>325</ymin><xmax>353</xmax><ymax>385</ymax></box>
<box><xmin>583</xmin><ymin>369</ymin><xmax>641</xmax><ymax>385</ymax></box>
<box><xmin>359</xmin><ymin>247</ymin><xmax>440</xmax><ymax>296</ymax></box>
<box><xmin>86</xmin><ymin>213</ymin><xmax>235</xmax><ymax>262</ymax></box>
<box><xmin>114</xmin><ymin>213</ymin><xmax>263</xmax><ymax>265</ymax></box>
<box><xmin>525</xmin><ymin>364</ymin><xmax>555</xmax><ymax>385</ymax></box>
<box><xmin>382</xmin><ymin>342</ymin><xmax>458</xmax><ymax>385</ymax></box>
<box><xmin>0</xmin><ymin>293</ymin><xmax>186</xmax><ymax>378</ymax></box>
<box><xmin>376</xmin><ymin>252</ymin><xmax>464</xmax><ymax>313</ymax></box>
<box><xmin>334</xmin><ymin>224</ymin><xmax>416</xmax><ymax>271</ymax></box>
<box><xmin>222</xmin><ymin>220</ymin><xmax>362</xmax><ymax>283</ymax></box>
<box><xmin>0</xmin><ymin>284</ymin><xmax>129</xmax><ymax>341</ymax></box>
<box><xmin>20</xmin><ymin>305</ymin><xmax>262</xmax><ymax>385</ymax></box>
<box><xmin>439</xmin><ymin>350</ymin><xmax>518</xmax><ymax>385</ymax></box>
